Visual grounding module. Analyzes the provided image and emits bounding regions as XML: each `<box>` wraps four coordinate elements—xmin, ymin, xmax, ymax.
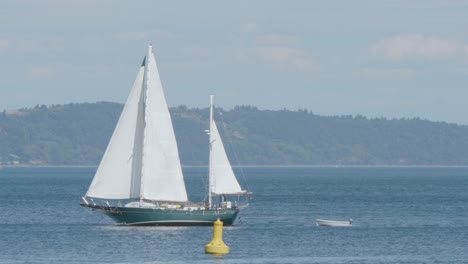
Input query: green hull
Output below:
<box><xmin>82</xmin><ymin>204</ymin><xmax>239</xmax><ymax>226</ymax></box>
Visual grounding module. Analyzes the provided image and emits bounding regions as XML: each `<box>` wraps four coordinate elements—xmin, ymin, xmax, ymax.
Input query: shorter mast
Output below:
<box><xmin>208</xmin><ymin>95</ymin><xmax>214</xmax><ymax>209</ymax></box>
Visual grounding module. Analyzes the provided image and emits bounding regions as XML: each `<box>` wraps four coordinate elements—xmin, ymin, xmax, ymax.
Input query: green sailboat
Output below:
<box><xmin>80</xmin><ymin>45</ymin><xmax>250</xmax><ymax>226</ymax></box>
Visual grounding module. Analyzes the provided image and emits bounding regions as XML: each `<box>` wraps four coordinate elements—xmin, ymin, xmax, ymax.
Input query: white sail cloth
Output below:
<box><xmin>209</xmin><ymin>100</ymin><xmax>244</xmax><ymax>195</ymax></box>
<box><xmin>140</xmin><ymin>46</ymin><xmax>187</xmax><ymax>201</ymax></box>
<box><xmin>86</xmin><ymin>63</ymin><xmax>145</xmax><ymax>199</ymax></box>
<box><xmin>86</xmin><ymin>46</ymin><xmax>188</xmax><ymax>202</ymax></box>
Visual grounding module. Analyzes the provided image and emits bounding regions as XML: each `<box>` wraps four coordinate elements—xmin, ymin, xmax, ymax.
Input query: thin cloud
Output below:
<box><xmin>359</xmin><ymin>67</ymin><xmax>414</xmax><ymax>79</ymax></box>
<box><xmin>371</xmin><ymin>35</ymin><xmax>458</xmax><ymax>61</ymax></box>
<box><xmin>0</xmin><ymin>36</ymin><xmax>65</xmax><ymax>56</ymax></box>
<box><xmin>113</xmin><ymin>30</ymin><xmax>171</xmax><ymax>42</ymax></box>
<box><xmin>235</xmin><ymin>45</ymin><xmax>318</xmax><ymax>72</ymax></box>
<box><xmin>27</xmin><ymin>64</ymin><xmax>59</xmax><ymax>81</ymax></box>
<box><xmin>464</xmin><ymin>45</ymin><xmax>468</xmax><ymax>60</ymax></box>
<box><xmin>255</xmin><ymin>34</ymin><xmax>297</xmax><ymax>45</ymax></box>
<box><xmin>113</xmin><ymin>31</ymin><xmax>151</xmax><ymax>41</ymax></box>
<box><xmin>239</xmin><ymin>22</ymin><xmax>258</xmax><ymax>33</ymax></box>
<box><xmin>25</xmin><ymin>63</ymin><xmax>127</xmax><ymax>81</ymax></box>
<box><xmin>18</xmin><ymin>36</ymin><xmax>65</xmax><ymax>54</ymax></box>
<box><xmin>180</xmin><ymin>47</ymin><xmax>212</xmax><ymax>59</ymax></box>
<box><xmin>0</xmin><ymin>38</ymin><xmax>9</xmax><ymax>55</ymax></box>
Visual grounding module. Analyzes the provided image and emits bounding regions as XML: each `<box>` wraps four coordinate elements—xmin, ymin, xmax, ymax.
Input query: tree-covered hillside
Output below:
<box><xmin>1</xmin><ymin>102</ymin><xmax>467</xmax><ymax>166</ymax></box>
<box><xmin>0</xmin><ymin>103</ymin><xmax>121</xmax><ymax>165</ymax></box>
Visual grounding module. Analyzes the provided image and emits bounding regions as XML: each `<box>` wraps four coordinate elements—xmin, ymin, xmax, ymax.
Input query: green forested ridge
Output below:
<box><xmin>1</xmin><ymin>102</ymin><xmax>467</xmax><ymax>166</ymax></box>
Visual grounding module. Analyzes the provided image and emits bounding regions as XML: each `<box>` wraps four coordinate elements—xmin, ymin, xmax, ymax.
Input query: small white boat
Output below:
<box><xmin>316</xmin><ymin>219</ymin><xmax>352</xmax><ymax>227</ymax></box>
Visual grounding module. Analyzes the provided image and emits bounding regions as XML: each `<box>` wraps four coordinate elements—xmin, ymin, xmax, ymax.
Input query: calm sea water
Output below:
<box><xmin>0</xmin><ymin>166</ymin><xmax>467</xmax><ymax>264</ymax></box>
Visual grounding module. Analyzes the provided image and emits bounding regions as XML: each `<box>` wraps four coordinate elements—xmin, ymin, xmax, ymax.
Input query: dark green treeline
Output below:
<box><xmin>1</xmin><ymin>102</ymin><xmax>467</xmax><ymax>166</ymax></box>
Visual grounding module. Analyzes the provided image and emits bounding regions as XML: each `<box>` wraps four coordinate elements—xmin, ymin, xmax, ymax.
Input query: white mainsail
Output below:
<box><xmin>86</xmin><ymin>45</ymin><xmax>188</xmax><ymax>202</ymax></box>
<box><xmin>209</xmin><ymin>96</ymin><xmax>244</xmax><ymax>195</ymax></box>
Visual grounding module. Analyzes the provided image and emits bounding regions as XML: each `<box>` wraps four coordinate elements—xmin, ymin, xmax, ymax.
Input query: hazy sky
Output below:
<box><xmin>1</xmin><ymin>1</ymin><xmax>468</xmax><ymax>124</ymax></box>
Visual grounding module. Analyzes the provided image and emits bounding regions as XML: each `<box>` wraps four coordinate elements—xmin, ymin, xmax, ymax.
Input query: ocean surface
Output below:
<box><xmin>0</xmin><ymin>166</ymin><xmax>467</xmax><ymax>264</ymax></box>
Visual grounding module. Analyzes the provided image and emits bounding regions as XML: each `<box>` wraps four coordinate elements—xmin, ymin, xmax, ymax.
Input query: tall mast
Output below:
<box><xmin>140</xmin><ymin>44</ymin><xmax>151</xmax><ymax>202</ymax></box>
<box><xmin>208</xmin><ymin>95</ymin><xmax>214</xmax><ymax>209</ymax></box>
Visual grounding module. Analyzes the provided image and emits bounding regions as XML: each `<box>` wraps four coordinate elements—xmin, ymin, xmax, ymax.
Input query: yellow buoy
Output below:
<box><xmin>205</xmin><ymin>218</ymin><xmax>229</xmax><ymax>255</ymax></box>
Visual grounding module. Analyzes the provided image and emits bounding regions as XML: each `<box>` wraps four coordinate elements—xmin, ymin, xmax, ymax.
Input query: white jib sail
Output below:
<box><xmin>209</xmin><ymin>96</ymin><xmax>244</xmax><ymax>195</ymax></box>
<box><xmin>140</xmin><ymin>45</ymin><xmax>188</xmax><ymax>202</ymax></box>
<box><xmin>86</xmin><ymin>61</ymin><xmax>146</xmax><ymax>199</ymax></box>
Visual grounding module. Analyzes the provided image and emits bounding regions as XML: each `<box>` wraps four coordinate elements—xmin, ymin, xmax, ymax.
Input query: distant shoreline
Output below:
<box><xmin>2</xmin><ymin>102</ymin><xmax>468</xmax><ymax>166</ymax></box>
<box><xmin>2</xmin><ymin>164</ymin><xmax>468</xmax><ymax>169</ymax></box>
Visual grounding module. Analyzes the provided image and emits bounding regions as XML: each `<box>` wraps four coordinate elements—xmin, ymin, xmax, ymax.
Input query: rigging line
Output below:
<box><xmin>201</xmin><ymin>109</ymin><xmax>211</xmax><ymax>203</ymax></box>
<box><xmin>216</xmin><ymin>109</ymin><xmax>251</xmax><ymax>193</ymax></box>
<box><xmin>200</xmin><ymin>164</ymin><xmax>209</xmax><ymax>204</ymax></box>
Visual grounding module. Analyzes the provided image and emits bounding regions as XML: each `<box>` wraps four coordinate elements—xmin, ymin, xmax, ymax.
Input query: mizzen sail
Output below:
<box><xmin>209</xmin><ymin>96</ymin><xmax>244</xmax><ymax>195</ymax></box>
